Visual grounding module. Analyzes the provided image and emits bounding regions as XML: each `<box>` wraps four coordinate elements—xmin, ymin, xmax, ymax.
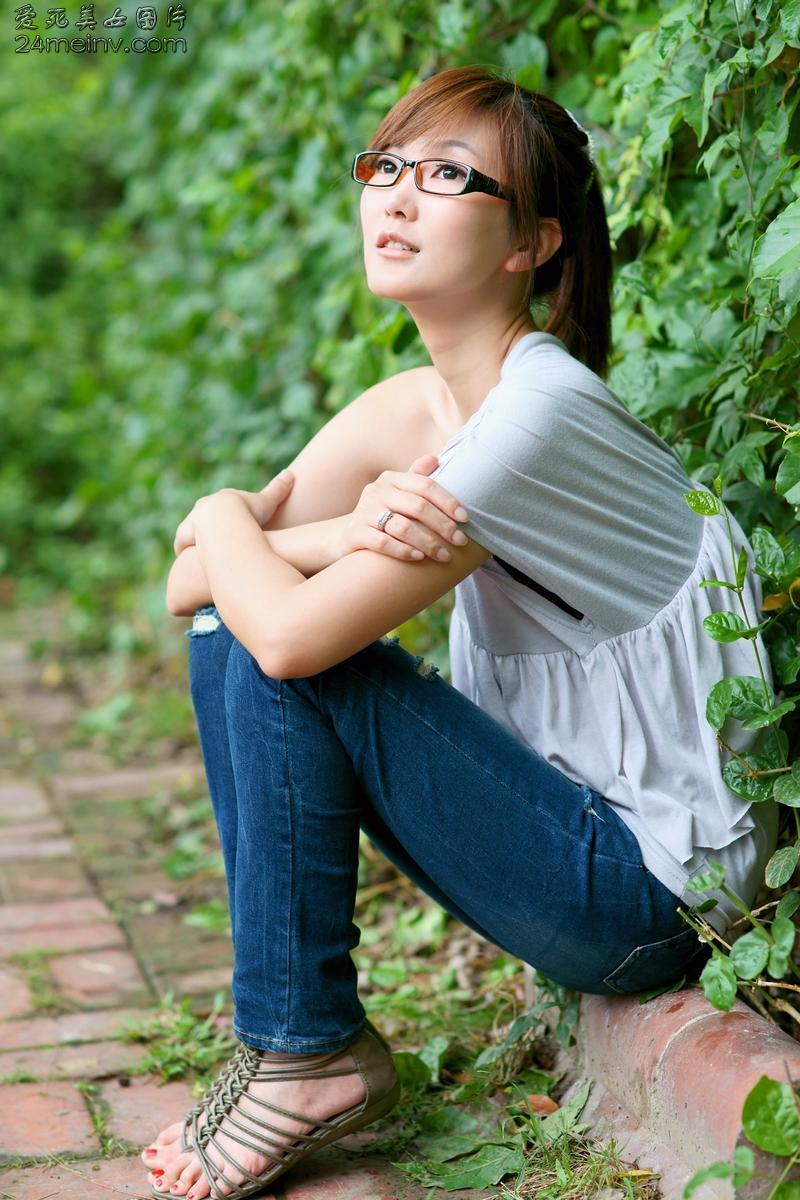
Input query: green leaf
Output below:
<box><xmin>736</xmin><ymin>545</ymin><xmax>749</xmax><ymax>589</ymax></box>
<box><xmin>775</xmin><ymin>771</ymin><xmax>800</xmax><ymax>807</ymax></box>
<box><xmin>751</xmin><ymin>527</ymin><xmax>787</xmax><ymax>578</ymax></box>
<box><xmin>768</xmin><ymin>915</ymin><xmax>796</xmax><ymax>979</ymax></box>
<box><xmin>723</xmin><ymin>754</ymin><xmax>776</xmax><ymax>803</ymax></box>
<box><xmin>706</xmin><ymin>676</ymin><xmax>771</xmax><ymax>732</ymax></box>
<box><xmin>733</xmin><ymin>1143</ymin><xmax>756</xmax><ymax>1186</ymax></box>
<box><xmin>684</xmin><ymin>489</ymin><xmax>721</xmax><ymax>516</ymax></box>
<box><xmin>699</xmin><ymin>954</ymin><xmax>738</xmax><ymax>1010</ymax></box>
<box><xmin>776</xmin><ymin>890</ymin><xmax>800</xmax><ymax>921</ymax></box>
<box><xmin>742</xmin><ymin>1076</ymin><xmax>800</xmax><ymax>1155</ymax></box>
<box><xmin>698</xmin><ymin>578</ymin><xmax>739</xmax><ymax>591</ymax></box>
<box><xmin>765</xmin><ymin>843</ymin><xmax>800</xmax><ymax>889</ymax></box>
<box><xmin>703</xmin><ymin>611</ymin><xmax>763</xmax><ymax>642</ymax></box>
<box><xmin>474</xmin><ymin>1002</ymin><xmax>551</xmax><ymax>1067</ymax></box>
<box><xmin>417</xmin><ymin>1035</ymin><xmax>450</xmax><ymax>1086</ymax></box>
<box><xmin>683</xmin><ymin>1160</ymin><xmax>734</xmax><ymax>1197</ymax></box>
<box><xmin>687</xmin><ymin>859</ymin><xmax>726</xmax><ymax>893</ymax></box>
<box><xmin>743</xmin><ymin>697</ymin><xmax>799</xmax><ymax>730</ymax></box>
<box><xmin>752</xmin><ymin>199</ymin><xmax>800</xmax><ymax>280</ymax></box>
<box><xmin>776</xmin><ymin>451</ymin><xmax>800</xmax><ymax>507</ymax></box>
<box><xmin>538</xmin><ymin>1079</ymin><xmax>593</xmax><ymax>1140</ymax></box>
<box><xmin>730</xmin><ymin>929</ymin><xmax>770</xmax><ymax>980</ymax></box>
<box><xmin>393</xmin><ymin>1136</ymin><xmax>527</xmax><ymax>1190</ymax></box>
<box><xmin>392</xmin><ymin>1051</ymin><xmax>432</xmax><ymax>1090</ymax></box>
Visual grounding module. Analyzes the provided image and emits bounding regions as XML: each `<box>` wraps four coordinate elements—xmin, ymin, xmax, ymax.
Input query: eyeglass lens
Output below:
<box><xmin>355</xmin><ymin>152</ymin><xmax>469</xmax><ymax>195</ymax></box>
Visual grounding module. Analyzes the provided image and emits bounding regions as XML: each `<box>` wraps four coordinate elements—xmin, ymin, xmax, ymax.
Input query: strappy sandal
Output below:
<box><xmin>152</xmin><ymin>1018</ymin><xmax>400</xmax><ymax>1200</ymax></box>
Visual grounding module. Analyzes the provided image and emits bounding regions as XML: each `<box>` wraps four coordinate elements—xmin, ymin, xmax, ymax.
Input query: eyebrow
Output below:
<box><xmin>386</xmin><ymin>139</ymin><xmax>477</xmax><ymax>157</ymax></box>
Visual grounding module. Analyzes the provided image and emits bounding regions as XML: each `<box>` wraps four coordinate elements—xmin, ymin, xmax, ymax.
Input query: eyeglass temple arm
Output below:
<box><xmin>464</xmin><ymin>168</ymin><xmax>513</xmax><ymax>202</ymax></box>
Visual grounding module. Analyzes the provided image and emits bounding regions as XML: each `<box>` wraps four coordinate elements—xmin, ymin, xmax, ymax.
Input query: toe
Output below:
<box><xmin>185</xmin><ymin>1175</ymin><xmax>212</xmax><ymax>1200</ymax></box>
<box><xmin>170</xmin><ymin>1159</ymin><xmax>204</xmax><ymax>1196</ymax></box>
<box><xmin>158</xmin><ymin>1149</ymin><xmax>195</xmax><ymax>1189</ymax></box>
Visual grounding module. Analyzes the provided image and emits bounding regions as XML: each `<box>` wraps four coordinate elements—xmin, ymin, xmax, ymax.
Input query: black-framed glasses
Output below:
<box><xmin>351</xmin><ymin>151</ymin><xmax>515</xmax><ymax>202</ymax></box>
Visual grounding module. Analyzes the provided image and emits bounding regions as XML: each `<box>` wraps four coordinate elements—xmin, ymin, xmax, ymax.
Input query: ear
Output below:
<box><xmin>503</xmin><ymin>217</ymin><xmax>563</xmax><ymax>273</ymax></box>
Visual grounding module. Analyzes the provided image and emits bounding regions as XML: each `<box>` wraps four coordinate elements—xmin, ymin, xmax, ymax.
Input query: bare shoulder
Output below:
<box><xmin>370</xmin><ymin>365</ymin><xmax>449</xmax><ymax>468</ymax></box>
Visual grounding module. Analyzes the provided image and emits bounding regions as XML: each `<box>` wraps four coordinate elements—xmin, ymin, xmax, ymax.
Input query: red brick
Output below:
<box><xmin>100</xmin><ymin>1073</ymin><xmax>198</xmax><ymax>1145</ymax></box>
<box><xmin>0</xmin><ymin>896</ymin><xmax>111</xmax><ymax>931</ymax></box>
<box><xmin>0</xmin><ymin>834</ymin><xmax>74</xmax><ymax>861</ymax></box>
<box><xmin>13</xmin><ymin>689</ymin><xmax>78</xmax><ymax>727</ymax></box>
<box><xmin>0</xmin><ymin>858</ymin><xmax>92</xmax><ymax>901</ymax></box>
<box><xmin>0</xmin><ymin>660</ymin><xmax>40</xmax><ymax>689</ymax></box>
<box><xmin>172</xmin><ymin>965</ymin><xmax>232</xmax><ymax>995</ymax></box>
<box><xmin>0</xmin><ymin>1080</ymin><xmax>98</xmax><ymax>1157</ymax></box>
<box><xmin>0</xmin><ymin>1038</ymin><xmax>146</xmax><ymax>1082</ymax></box>
<box><xmin>0</xmin><ymin>1154</ymin><xmax>149</xmax><ymax>1197</ymax></box>
<box><xmin>0</xmin><ymin>964</ymin><xmax>32</xmax><ymax>1020</ymax></box>
<box><xmin>48</xmin><ymin>948</ymin><xmax>150</xmax><ymax>1007</ymax></box>
<box><xmin>1</xmin><ymin>921</ymin><xmax>125</xmax><ymax>958</ymax></box>
<box><xmin>0</xmin><ymin>782</ymin><xmax>49</xmax><ymax>823</ymax></box>
<box><xmin>0</xmin><ymin>641</ymin><xmax>27</xmax><ymax>666</ymax></box>
<box><xmin>0</xmin><ymin>817</ymin><xmax>65</xmax><ymax>839</ymax></box>
<box><xmin>0</xmin><ymin>1006</ymin><xmax>153</xmax><ymax>1052</ymax></box>
<box><xmin>279</xmin><ymin>1151</ymin><xmax>485</xmax><ymax>1198</ymax></box>
<box><xmin>579</xmin><ymin>989</ymin><xmax>800</xmax><ymax>1172</ymax></box>
<box><xmin>49</xmin><ymin>760</ymin><xmax>204</xmax><ymax>803</ymax></box>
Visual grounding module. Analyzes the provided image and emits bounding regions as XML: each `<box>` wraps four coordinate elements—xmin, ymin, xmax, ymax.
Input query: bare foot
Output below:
<box><xmin>141</xmin><ymin>1046</ymin><xmax>366</xmax><ymax>1197</ymax></box>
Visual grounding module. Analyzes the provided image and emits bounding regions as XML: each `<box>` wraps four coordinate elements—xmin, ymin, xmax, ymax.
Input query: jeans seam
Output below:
<box><xmin>344</xmin><ymin>660</ymin><xmax>643</xmax><ymax>869</ymax></box>
<box><xmin>233</xmin><ymin>1021</ymin><xmax>366</xmax><ymax>1051</ymax></box>
<box><xmin>277</xmin><ymin>678</ymin><xmax>294</xmax><ymax>1042</ymax></box>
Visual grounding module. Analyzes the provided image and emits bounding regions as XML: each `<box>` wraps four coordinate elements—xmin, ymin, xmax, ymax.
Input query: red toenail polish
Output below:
<box><xmin>145</xmin><ymin>1149</ymin><xmax>157</xmax><ymax>1156</ymax></box>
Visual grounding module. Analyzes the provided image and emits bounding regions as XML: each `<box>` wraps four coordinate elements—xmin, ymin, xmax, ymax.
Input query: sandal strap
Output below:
<box><xmin>200</xmin><ymin>1042</ymin><xmax>363</xmax><ymax>1136</ymax></box>
<box><xmin>174</xmin><ymin>1021</ymin><xmax>398</xmax><ymax>1200</ymax></box>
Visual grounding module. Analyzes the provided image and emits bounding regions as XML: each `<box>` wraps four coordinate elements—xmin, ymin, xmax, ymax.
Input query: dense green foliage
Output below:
<box><xmin>3</xmin><ymin>0</ymin><xmax>794</xmax><ymax>622</ymax></box>
<box><xmin>5</xmin><ymin>0</ymin><xmax>800</xmax><ymax>1187</ymax></box>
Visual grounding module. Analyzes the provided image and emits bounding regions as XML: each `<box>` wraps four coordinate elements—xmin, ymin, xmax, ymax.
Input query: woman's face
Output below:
<box><xmin>359</xmin><ymin>118</ymin><xmax>529</xmax><ymax>313</ymax></box>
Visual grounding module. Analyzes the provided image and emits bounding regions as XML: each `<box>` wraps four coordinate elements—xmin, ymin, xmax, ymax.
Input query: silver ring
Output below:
<box><xmin>375</xmin><ymin>509</ymin><xmax>393</xmax><ymax>532</ymax></box>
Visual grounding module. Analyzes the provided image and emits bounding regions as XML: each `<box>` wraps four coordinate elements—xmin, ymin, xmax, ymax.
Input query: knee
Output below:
<box><xmin>224</xmin><ymin>636</ymin><xmax>280</xmax><ymax>709</ymax></box>
<box><xmin>188</xmin><ymin>607</ymin><xmax>235</xmax><ymax>692</ymax></box>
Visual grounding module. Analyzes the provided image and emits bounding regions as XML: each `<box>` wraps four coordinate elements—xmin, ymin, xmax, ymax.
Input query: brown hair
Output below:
<box><xmin>366</xmin><ymin>65</ymin><xmax>613</xmax><ymax>379</ymax></box>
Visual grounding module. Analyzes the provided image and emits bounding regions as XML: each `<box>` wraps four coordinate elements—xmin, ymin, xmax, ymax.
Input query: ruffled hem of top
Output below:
<box><xmin>448</xmin><ymin>508</ymin><xmax>777</xmax><ymax>880</ymax></box>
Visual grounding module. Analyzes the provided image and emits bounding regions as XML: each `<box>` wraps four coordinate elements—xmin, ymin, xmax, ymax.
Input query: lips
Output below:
<box><xmin>376</xmin><ymin>230</ymin><xmax>419</xmax><ymax>252</ymax></box>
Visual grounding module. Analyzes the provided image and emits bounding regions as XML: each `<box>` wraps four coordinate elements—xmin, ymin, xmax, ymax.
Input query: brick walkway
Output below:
<box><xmin>0</xmin><ymin>605</ymin><xmax>483</xmax><ymax>1199</ymax></box>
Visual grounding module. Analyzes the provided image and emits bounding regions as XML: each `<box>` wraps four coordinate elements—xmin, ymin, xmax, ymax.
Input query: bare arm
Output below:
<box><xmin>165</xmin><ymin>369</ymin><xmax>433</xmax><ymax>617</ymax></box>
<box><xmin>166</xmin><ymin>516</ymin><xmax>349</xmax><ymax>615</ymax></box>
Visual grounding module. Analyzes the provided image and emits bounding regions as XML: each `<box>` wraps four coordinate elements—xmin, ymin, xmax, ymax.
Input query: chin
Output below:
<box><xmin>364</xmin><ymin>269</ymin><xmax>433</xmax><ymax>303</ymax></box>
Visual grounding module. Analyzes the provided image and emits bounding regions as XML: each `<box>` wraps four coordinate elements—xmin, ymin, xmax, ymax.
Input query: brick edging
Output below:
<box><xmin>557</xmin><ymin>987</ymin><xmax>800</xmax><ymax>1200</ymax></box>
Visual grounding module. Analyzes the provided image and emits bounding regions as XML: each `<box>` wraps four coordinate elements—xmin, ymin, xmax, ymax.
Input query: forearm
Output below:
<box><xmin>194</xmin><ymin>494</ymin><xmax>305</xmax><ymax>669</ymax></box>
<box><xmin>165</xmin><ymin>515</ymin><xmax>348</xmax><ymax>617</ymax></box>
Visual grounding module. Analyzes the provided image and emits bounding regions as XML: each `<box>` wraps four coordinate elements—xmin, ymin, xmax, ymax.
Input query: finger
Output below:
<box><xmin>377</xmin><ymin>499</ymin><xmax>452</xmax><ymax>561</ymax></box>
<box><xmin>388</xmin><ymin>472</ymin><xmax>468</xmax><ymax>526</ymax></box>
<box><xmin>407</xmin><ymin>454</ymin><xmax>439</xmax><ymax>474</ymax></box>
<box><xmin>365</xmin><ymin>524</ymin><xmax>425</xmax><ymax>561</ymax></box>
<box><xmin>388</xmin><ymin>485</ymin><xmax>469</xmax><ymax>552</ymax></box>
<box><xmin>267</xmin><ymin>469</ymin><xmax>294</xmax><ymax>490</ymax></box>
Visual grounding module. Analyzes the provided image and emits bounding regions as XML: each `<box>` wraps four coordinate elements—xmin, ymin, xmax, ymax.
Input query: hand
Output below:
<box><xmin>172</xmin><ymin>470</ymin><xmax>295</xmax><ymax>556</ymax></box>
<box><xmin>338</xmin><ymin>455</ymin><xmax>469</xmax><ymax>563</ymax></box>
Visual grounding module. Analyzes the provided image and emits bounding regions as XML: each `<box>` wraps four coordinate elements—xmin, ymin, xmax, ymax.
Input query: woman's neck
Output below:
<box><xmin>421</xmin><ymin>315</ymin><xmax>539</xmax><ymax>427</ymax></box>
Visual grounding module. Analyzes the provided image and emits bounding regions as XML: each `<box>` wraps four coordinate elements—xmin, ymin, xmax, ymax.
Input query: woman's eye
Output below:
<box><xmin>436</xmin><ymin>163</ymin><xmax>467</xmax><ymax>181</ymax></box>
<box><xmin>376</xmin><ymin>158</ymin><xmax>398</xmax><ymax>175</ymax></box>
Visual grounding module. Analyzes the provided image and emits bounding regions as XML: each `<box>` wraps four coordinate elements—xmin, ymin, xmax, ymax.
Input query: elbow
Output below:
<box><xmin>253</xmin><ymin>626</ymin><xmax>293</xmax><ymax>680</ymax></box>
<box><xmin>255</xmin><ymin>627</ymin><xmax>311</xmax><ymax>681</ymax></box>
<box><xmin>165</xmin><ymin>580</ymin><xmax>191</xmax><ymax>617</ymax></box>
<box><xmin>255</xmin><ymin>645</ymin><xmax>292</xmax><ymax>680</ymax></box>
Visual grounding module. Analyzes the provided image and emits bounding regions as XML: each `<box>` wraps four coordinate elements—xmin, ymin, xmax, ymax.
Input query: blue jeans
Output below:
<box><xmin>186</xmin><ymin>606</ymin><xmax>708</xmax><ymax>1054</ymax></box>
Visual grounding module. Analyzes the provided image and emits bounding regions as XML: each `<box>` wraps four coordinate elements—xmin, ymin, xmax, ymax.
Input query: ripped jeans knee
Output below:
<box><xmin>379</xmin><ymin>633</ymin><xmax>441</xmax><ymax>681</ymax></box>
<box><xmin>185</xmin><ymin>605</ymin><xmax>222</xmax><ymax>638</ymax></box>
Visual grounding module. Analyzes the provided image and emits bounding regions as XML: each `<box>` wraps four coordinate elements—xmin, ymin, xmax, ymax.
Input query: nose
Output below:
<box><xmin>383</xmin><ymin>164</ymin><xmax>418</xmax><ymax>216</ymax></box>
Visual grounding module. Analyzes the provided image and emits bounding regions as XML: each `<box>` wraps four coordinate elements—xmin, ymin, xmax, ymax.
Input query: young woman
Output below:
<box><xmin>141</xmin><ymin>65</ymin><xmax>778</xmax><ymax>1200</ymax></box>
